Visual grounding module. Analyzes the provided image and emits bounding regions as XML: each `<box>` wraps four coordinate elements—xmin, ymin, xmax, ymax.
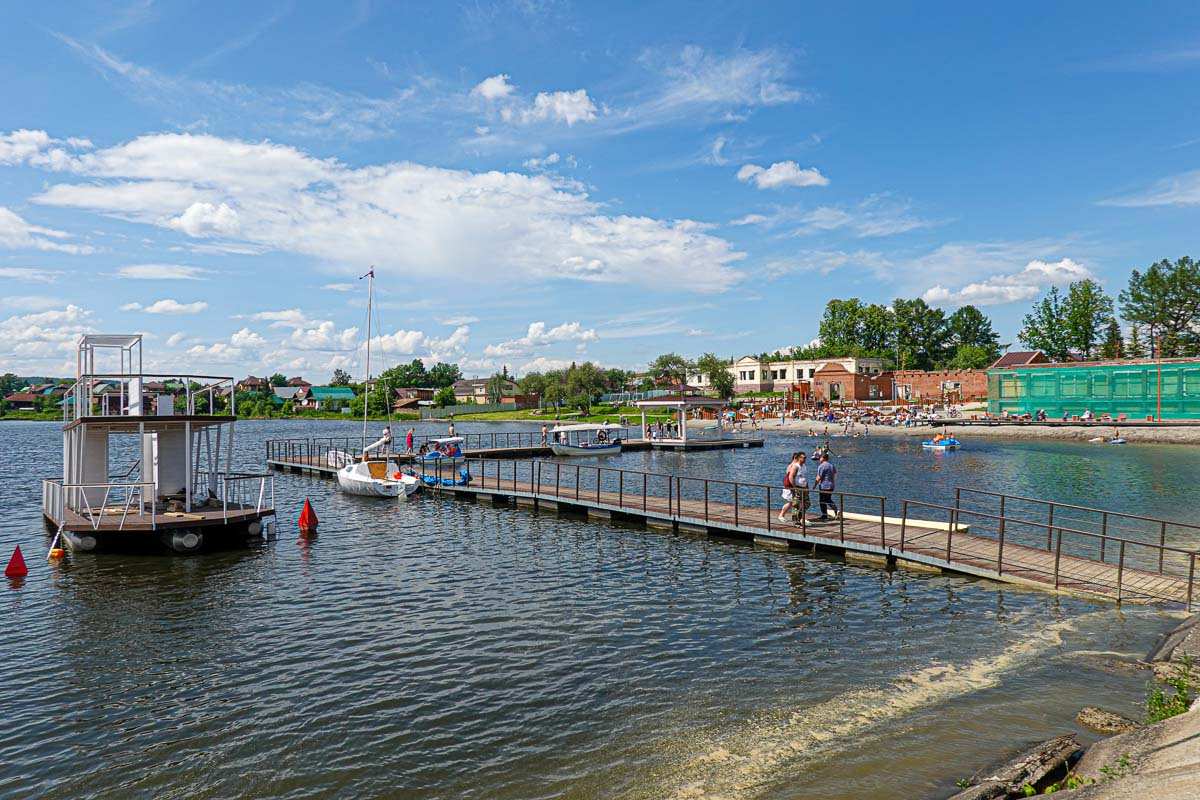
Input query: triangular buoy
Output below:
<box><xmin>5</xmin><ymin>545</ymin><xmax>28</xmax><ymax>578</ymax></box>
<box><xmin>298</xmin><ymin>497</ymin><xmax>318</xmax><ymax>534</ymax></box>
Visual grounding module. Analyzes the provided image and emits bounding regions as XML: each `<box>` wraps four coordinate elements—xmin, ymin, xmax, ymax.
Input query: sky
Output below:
<box><xmin>2</xmin><ymin>1</ymin><xmax>1199</xmax><ymax>381</ymax></box>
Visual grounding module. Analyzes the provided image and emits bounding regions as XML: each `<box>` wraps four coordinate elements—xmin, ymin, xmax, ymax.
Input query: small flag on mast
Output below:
<box><xmin>360</xmin><ymin>267</ymin><xmax>374</xmax><ymax>279</ymax></box>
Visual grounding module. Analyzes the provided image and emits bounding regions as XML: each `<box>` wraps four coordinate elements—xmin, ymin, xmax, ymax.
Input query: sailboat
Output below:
<box><xmin>336</xmin><ymin>269</ymin><xmax>421</xmax><ymax>499</ymax></box>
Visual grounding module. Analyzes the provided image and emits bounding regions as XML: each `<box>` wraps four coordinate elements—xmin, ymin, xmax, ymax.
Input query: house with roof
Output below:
<box><xmin>294</xmin><ymin>386</ymin><xmax>356</xmax><ymax>411</ymax></box>
<box><xmin>692</xmin><ymin>355</ymin><xmax>888</xmax><ymax>395</ymax></box>
<box><xmin>989</xmin><ymin>350</ymin><xmax>1048</xmax><ymax>369</ymax></box>
<box><xmin>392</xmin><ymin>387</ymin><xmax>434</xmax><ymax>412</ymax></box>
<box><xmin>272</xmin><ymin>386</ymin><xmax>305</xmax><ymax>404</ymax></box>
<box><xmin>453</xmin><ymin>377</ymin><xmax>519</xmax><ymax>404</ymax></box>
<box><xmin>286</xmin><ymin>377</ymin><xmax>312</xmax><ymax>387</ymax></box>
<box><xmin>810</xmin><ymin>362</ymin><xmax>893</xmax><ymax>404</ymax></box>
<box><xmin>3</xmin><ymin>392</ymin><xmax>38</xmax><ymax>411</ymax></box>
<box><xmin>238</xmin><ymin>375</ymin><xmax>270</xmax><ymax>393</ymax></box>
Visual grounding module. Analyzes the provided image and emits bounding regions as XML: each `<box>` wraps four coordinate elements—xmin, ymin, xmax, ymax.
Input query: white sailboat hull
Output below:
<box><xmin>337</xmin><ymin>460</ymin><xmax>421</xmax><ymax>498</ymax></box>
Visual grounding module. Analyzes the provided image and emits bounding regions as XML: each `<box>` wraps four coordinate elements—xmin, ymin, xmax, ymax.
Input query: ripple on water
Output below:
<box><xmin>0</xmin><ymin>420</ymin><xmax>1187</xmax><ymax>799</ymax></box>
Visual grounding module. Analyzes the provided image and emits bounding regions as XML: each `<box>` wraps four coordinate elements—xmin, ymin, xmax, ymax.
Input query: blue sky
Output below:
<box><xmin>2</xmin><ymin>1</ymin><xmax>1199</xmax><ymax>380</ymax></box>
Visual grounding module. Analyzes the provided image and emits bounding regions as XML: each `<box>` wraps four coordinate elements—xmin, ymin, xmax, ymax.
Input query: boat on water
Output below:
<box><xmin>41</xmin><ymin>334</ymin><xmax>276</xmax><ymax>553</ymax></box>
<box><xmin>922</xmin><ymin>436</ymin><xmax>961</xmax><ymax>451</ymax></box>
<box><xmin>414</xmin><ymin>436</ymin><xmax>467</xmax><ymax>466</ymax></box>
<box><xmin>550</xmin><ymin>423</ymin><xmax>624</xmax><ymax>456</ymax></box>
<box><xmin>335</xmin><ymin>270</ymin><xmax>421</xmax><ymax>500</ymax></box>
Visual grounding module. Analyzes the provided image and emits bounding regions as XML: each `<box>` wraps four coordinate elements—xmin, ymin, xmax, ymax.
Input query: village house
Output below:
<box><xmin>294</xmin><ymin>386</ymin><xmax>356</xmax><ymax>411</ymax></box>
<box><xmin>237</xmin><ymin>375</ymin><xmax>270</xmax><ymax>393</ymax></box>
<box><xmin>453</xmin><ymin>377</ymin><xmax>519</xmax><ymax>404</ymax></box>
<box><xmin>3</xmin><ymin>392</ymin><xmax>37</xmax><ymax>410</ymax></box>
<box><xmin>392</xmin><ymin>387</ymin><xmax>435</xmax><ymax>412</ymax></box>
<box><xmin>286</xmin><ymin>377</ymin><xmax>312</xmax><ymax>387</ymax></box>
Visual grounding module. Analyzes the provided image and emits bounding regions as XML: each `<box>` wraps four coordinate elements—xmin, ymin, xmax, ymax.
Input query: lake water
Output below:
<box><xmin>2</xmin><ymin>418</ymin><xmax>1196</xmax><ymax>799</ymax></box>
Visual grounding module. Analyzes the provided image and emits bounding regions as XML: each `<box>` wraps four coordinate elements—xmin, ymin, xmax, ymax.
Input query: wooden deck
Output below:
<box><xmin>436</xmin><ymin>474</ymin><xmax>1196</xmax><ymax>607</ymax></box>
<box><xmin>262</xmin><ymin>448</ymin><xmax>1200</xmax><ymax>609</ymax></box>
<box><xmin>59</xmin><ymin>503</ymin><xmax>271</xmax><ymax>532</ymax></box>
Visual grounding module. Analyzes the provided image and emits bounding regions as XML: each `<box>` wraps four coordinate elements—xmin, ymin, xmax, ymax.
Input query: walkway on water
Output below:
<box><xmin>266</xmin><ymin>446</ymin><xmax>1200</xmax><ymax>609</ymax></box>
<box><xmin>265</xmin><ymin>433</ymin><xmax>761</xmax><ymax>471</ymax></box>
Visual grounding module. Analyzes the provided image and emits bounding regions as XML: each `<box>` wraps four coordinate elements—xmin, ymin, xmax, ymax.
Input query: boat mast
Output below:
<box><xmin>362</xmin><ymin>268</ymin><xmax>373</xmax><ymax>452</ymax></box>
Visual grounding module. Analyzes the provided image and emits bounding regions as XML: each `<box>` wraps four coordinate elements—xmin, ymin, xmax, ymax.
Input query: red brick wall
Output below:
<box><xmin>891</xmin><ymin>369</ymin><xmax>987</xmax><ymax>401</ymax></box>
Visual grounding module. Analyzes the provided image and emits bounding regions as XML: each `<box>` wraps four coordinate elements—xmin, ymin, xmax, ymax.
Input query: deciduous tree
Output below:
<box><xmin>1119</xmin><ymin>256</ymin><xmax>1200</xmax><ymax>357</ymax></box>
<box><xmin>1019</xmin><ymin>286</ymin><xmax>1072</xmax><ymax>361</ymax></box>
<box><xmin>1062</xmin><ymin>279</ymin><xmax>1114</xmax><ymax>359</ymax></box>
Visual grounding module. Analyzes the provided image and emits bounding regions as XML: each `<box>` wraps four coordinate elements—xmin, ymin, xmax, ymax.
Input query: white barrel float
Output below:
<box><xmin>161</xmin><ymin>530</ymin><xmax>203</xmax><ymax>553</ymax></box>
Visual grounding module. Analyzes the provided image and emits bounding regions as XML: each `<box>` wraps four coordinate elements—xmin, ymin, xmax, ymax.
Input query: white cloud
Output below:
<box><xmin>519</xmin><ymin>355</ymin><xmax>576</xmax><ymax>374</ymax></box>
<box><xmin>0</xmin><ymin>206</ymin><xmax>94</xmax><ymax>253</ymax></box>
<box><xmin>740</xmin><ymin>194</ymin><xmax>934</xmax><ymax>238</ymax></box>
<box><xmin>442</xmin><ymin>314</ymin><xmax>479</xmax><ymax>325</ymax></box>
<box><xmin>0</xmin><ymin>267</ymin><xmax>60</xmax><ymax>283</ymax></box>
<box><xmin>483</xmin><ymin>320</ymin><xmax>598</xmax><ymax>358</ymax></box>
<box><xmin>288</xmin><ymin>320</ymin><xmax>359</xmax><ymax>351</ymax></box>
<box><xmin>116</xmin><ymin>263</ymin><xmax>209</xmax><ymax>280</ymax></box>
<box><xmin>165</xmin><ymin>332</ymin><xmax>188</xmax><ymax>347</ymax></box>
<box><xmin>523</xmin><ymin>152</ymin><xmax>561</xmax><ymax>170</ymax></box>
<box><xmin>736</xmin><ymin>161</ymin><xmax>829</xmax><ymax>190</ymax></box>
<box><xmin>472</xmin><ymin>74</ymin><xmax>516</xmax><ymax>100</ymax></box>
<box><xmin>367</xmin><ymin>324</ymin><xmax>470</xmax><ymax>363</ymax></box>
<box><xmin>27</xmin><ymin>130</ymin><xmax>744</xmax><ymax>292</ymax></box>
<box><xmin>764</xmin><ymin>249</ymin><xmax>893</xmax><ymax>279</ymax></box>
<box><xmin>122</xmin><ymin>298</ymin><xmax>209</xmax><ymax>314</ymax></box>
<box><xmin>622</xmin><ymin>46</ymin><xmax>809</xmax><ymax>131</ymax></box>
<box><xmin>230</xmin><ymin>327</ymin><xmax>266</xmax><ymax>348</ymax></box>
<box><xmin>249</xmin><ymin>308</ymin><xmax>312</xmax><ymax>328</ymax></box>
<box><xmin>167</xmin><ymin>201</ymin><xmax>241</xmax><ymax>237</ymax></box>
<box><xmin>922</xmin><ymin>258</ymin><xmax>1092</xmax><ymax>307</ymax></box>
<box><xmin>321</xmin><ymin>283</ymin><xmax>356</xmax><ymax>292</ymax></box>
<box><xmin>517</xmin><ymin>90</ymin><xmax>597</xmax><ymax>126</ymax></box>
<box><xmin>0</xmin><ymin>304</ymin><xmax>92</xmax><ymax>369</ymax></box>
<box><xmin>1099</xmin><ymin>170</ymin><xmax>1200</xmax><ymax>207</ymax></box>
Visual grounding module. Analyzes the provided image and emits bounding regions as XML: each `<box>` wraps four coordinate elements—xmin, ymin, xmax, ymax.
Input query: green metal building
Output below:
<box><xmin>988</xmin><ymin>359</ymin><xmax>1200</xmax><ymax>420</ymax></box>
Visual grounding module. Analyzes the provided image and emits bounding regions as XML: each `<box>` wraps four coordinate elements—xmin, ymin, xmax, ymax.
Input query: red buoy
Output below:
<box><xmin>5</xmin><ymin>545</ymin><xmax>28</xmax><ymax>578</ymax></box>
<box><xmin>298</xmin><ymin>497</ymin><xmax>318</xmax><ymax>535</ymax></box>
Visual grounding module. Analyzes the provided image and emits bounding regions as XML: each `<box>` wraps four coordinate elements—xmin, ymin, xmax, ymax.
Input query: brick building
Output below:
<box><xmin>811</xmin><ymin>363</ymin><xmax>893</xmax><ymax>403</ymax></box>
<box><xmin>891</xmin><ymin>369</ymin><xmax>988</xmax><ymax>403</ymax></box>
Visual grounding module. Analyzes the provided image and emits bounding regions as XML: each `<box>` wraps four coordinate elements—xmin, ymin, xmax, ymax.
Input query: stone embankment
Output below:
<box><xmin>946</xmin><ymin>614</ymin><xmax>1200</xmax><ymax>799</ymax></box>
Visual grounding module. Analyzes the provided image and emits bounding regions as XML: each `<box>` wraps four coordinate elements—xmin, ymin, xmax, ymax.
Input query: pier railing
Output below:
<box><xmin>42</xmin><ymin>479</ymin><xmax>157</xmax><ymax>531</ymax></box>
<box><xmin>900</xmin><ymin>497</ymin><xmax>1198</xmax><ymax>607</ymax></box>
<box><xmin>441</xmin><ymin>457</ymin><xmax>888</xmax><ymax>542</ymax></box>
<box><xmin>63</xmin><ymin>373</ymin><xmax>237</xmax><ymax>421</ymax></box>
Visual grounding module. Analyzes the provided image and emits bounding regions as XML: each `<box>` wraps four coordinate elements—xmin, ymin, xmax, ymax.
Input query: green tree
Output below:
<box><xmin>269</xmin><ymin>373</ymin><xmax>287</xmax><ymax>387</ymax></box>
<box><xmin>428</xmin><ymin>362</ymin><xmax>462</xmax><ymax>389</ymax></box>
<box><xmin>485</xmin><ymin>372</ymin><xmax>508</xmax><ymax>404</ymax></box>
<box><xmin>1099</xmin><ymin>319</ymin><xmax>1124</xmax><ymax>360</ymax></box>
<box><xmin>649</xmin><ymin>353</ymin><xmax>693</xmax><ymax>386</ymax></box>
<box><xmin>947</xmin><ymin>344</ymin><xmax>993</xmax><ymax>370</ymax></box>
<box><xmin>694</xmin><ymin>352</ymin><xmax>735</xmax><ymax>398</ymax></box>
<box><xmin>604</xmin><ymin>368</ymin><xmax>633</xmax><ymax>393</ymax></box>
<box><xmin>859</xmin><ymin>303</ymin><xmax>896</xmax><ymax>354</ymax></box>
<box><xmin>330</xmin><ymin>368</ymin><xmax>353</xmax><ymax>387</ymax></box>
<box><xmin>542</xmin><ymin>372</ymin><xmax>567</xmax><ymax>409</ymax></box>
<box><xmin>817</xmin><ymin>298</ymin><xmax>865</xmax><ymax>353</ymax></box>
<box><xmin>1062</xmin><ymin>279</ymin><xmax>1114</xmax><ymax>359</ymax></box>
<box><xmin>1127</xmin><ymin>325</ymin><xmax>1148</xmax><ymax>359</ymax></box>
<box><xmin>1120</xmin><ymin>256</ymin><xmax>1200</xmax><ymax>357</ymax></box>
<box><xmin>519</xmin><ymin>371</ymin><xmax>547</xmax><ymax>397</ymax></box>
<box><xmin>893</xmin><ymin>298</ymin><xmax>950</xmax><ymax>369</ymax></box>
<box><xmin>282</xmin><ymin>399</ymin><xmax>295</xmax><ymax>415</ymax></box>
<box><xmin>433</xmin><ymin>386</ymin><xmax>456</xmax><ymax>407</ymax></box>
<box><xmin>1</xmin><ymin>373</ymin><xmax>21</xmax><ymax>396</ymax></box>
<box><xmin>946</xmin><ymin>305</ymin><xmax>1001</xmax><ymax>362</ymax></box>
<box><xmin>385</xmin><ymin>358</ymin><xmax>430</xmax><ymax>387</ymax></box>
<box><xmin>1019</xmin><ymin>286</ymin><xmax>1072</xmax><ymax>361</ymax></box>
<box><xmin>567</xmin><ymin>362</ymin><xmax>605</xmax><ymax>413</ymax></box>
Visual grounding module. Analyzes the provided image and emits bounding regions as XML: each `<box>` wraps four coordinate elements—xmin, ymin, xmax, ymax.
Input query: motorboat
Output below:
<box><xmin>334</xmin><ymin>270</ymin><xmax>421</xmax><ymax>499</ymax></box>
<box><xmin>413</xmin><ymin>436</ymin><xmax>466</xmax><ymax>466</ymax></box>
<box><xmin>550</xmin><ymin>423</ymin><xmax>624</xmax><ymax>456</ymax></box>
<box><xmin>922</xmin><ymin>436</ymin><xmax>961</xmax><ymax>451</ymax></box>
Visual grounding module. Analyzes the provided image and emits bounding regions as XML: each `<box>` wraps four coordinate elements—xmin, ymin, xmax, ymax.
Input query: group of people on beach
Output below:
<box><xmin>778</xmin><ymin>449</ymin><xmax>839</xmax><ymax>524</ymax></box>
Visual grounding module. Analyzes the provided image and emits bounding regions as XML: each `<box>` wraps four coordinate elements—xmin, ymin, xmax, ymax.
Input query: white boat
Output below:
<box><xmin>550</xmin><ymin>423</ymin><xmax>624</xmax><ymax>456</ymax></box>
<box><xmin>338</xmin><ymin>458</ymin><xmax>421</xmax><ymax>498</ymax></box>
<box><xmin>922</xmin><ymin>437</ymin><xmax>961</xmax><ymax>451</ymax></box>
<box><xmin>336</xmin><ymin>269</ymin><xmax>421</xmax><ymax>499</ymax></box>
<box><xmin>413</xmin><ymin>436</ymin><xmax>467</xmax><ymax>466</ymax></box>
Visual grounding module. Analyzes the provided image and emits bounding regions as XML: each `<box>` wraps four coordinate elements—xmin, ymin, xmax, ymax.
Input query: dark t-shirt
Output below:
<box><xmin>816</xmin><ymin>461</ymin><xmax>836</xmax><ymax>491</ymax></box>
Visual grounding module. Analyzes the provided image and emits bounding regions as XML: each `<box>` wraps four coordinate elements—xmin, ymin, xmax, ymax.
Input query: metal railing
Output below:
<box><xmin>63</xmin><ymin>373</ymin><xmax>237</xmax><ymax>422</ymax></box>
<box><xmin>900</xmin><ymin>497</ymin><xmax>1200</xmax><ymax>608</ymax></box>
<box><xmin>42</xmin><ymin>479</ymin><xmax>157</xmax><ymax>531</ymax></box>
<box><xmin>216</xmin><ymin>473</ymin><xmax>275</xmax><ymax>520</ymax></box>
<box><xmin>451</xmin><ymin>458</ymin><xmax>887</xmax><ymax>543</ymax></box>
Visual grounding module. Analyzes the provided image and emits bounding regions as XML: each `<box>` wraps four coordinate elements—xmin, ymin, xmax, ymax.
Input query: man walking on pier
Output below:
<box><xmin>816</xmin><ymin>452</ymin><xmax>838</xmax><ymax>520</ymax></box>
